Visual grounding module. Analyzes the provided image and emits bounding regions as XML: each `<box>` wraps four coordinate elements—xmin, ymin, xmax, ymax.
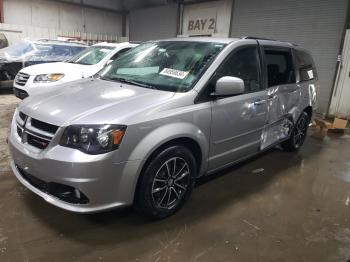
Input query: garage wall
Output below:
<box><xmin>230</xmin><ymin>0</ymin><xmax>348</xmax><ymax>114</ymax></box>
<box><xmin>129</xmin><ymin>4</ymin><xmax>178</xmax><ymax>41</ymax></box>
<box><xmin>181</xmin><ymin>0</ymin><xmax>232</xmax><ymax>37</ymax></box>
<box><xmin>3</xmin><ymin>0</ymin><xmax>123</xmax><ymax>36</ymax></box>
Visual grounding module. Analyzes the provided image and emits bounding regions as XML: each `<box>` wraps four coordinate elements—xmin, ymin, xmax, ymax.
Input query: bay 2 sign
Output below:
<box><xmin>187</xmin><ymin>18</ymin><xmax>216</xmax><ymax>35</ymax></box>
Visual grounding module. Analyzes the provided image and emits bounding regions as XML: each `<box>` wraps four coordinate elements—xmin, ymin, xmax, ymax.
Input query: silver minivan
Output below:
<box><xmin>8</xmin><ymin>37</ymin><xmax>318</xmax><ymax>219</ymax></box>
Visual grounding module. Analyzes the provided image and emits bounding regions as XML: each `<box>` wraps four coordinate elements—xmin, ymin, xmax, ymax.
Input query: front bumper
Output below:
<box><xmin>8</xmin><ymin>118</ymin><xmax>143</xmax><ymax>213</ymax></box>
<box><xmin>13</xmin><ymin>75</ymin><xmax>64</xmax><ymax>97</ymax></box>
<box><xmin>13</xmin><ymin>87</ymin><xmax>29</xmax><ymax>99</ymax></box>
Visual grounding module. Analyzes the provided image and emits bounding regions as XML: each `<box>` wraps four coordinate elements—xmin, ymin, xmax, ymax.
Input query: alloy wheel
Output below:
<box><xmin>151</xmin><ymin>157</ymin><xmax>191</xmax><ymax>210</ymax></box>
<box><xmin>293</xmin><ymin>115</ymin><xmax>309</xmax><ymax>148</ymax></box>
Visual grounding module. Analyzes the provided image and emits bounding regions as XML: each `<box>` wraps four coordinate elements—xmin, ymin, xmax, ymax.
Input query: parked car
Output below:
<box><xmin>0</xmin><ymin>39</ymin><xmax>86</xmax><ymax>90</ymax></box>
<box><xmin>8</xmin><ymin>37</ymin><xmax>318</xmax><ymax>219</ymax></box>
<box><xmin>13</xmin><ymin>42</ymin><xmax>138</xmax><ymax>99</ymax></box>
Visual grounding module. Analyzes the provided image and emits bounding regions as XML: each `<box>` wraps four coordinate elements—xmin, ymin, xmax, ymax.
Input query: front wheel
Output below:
<box><xmin>134</xmin><ymin>145</ymin><xmax>197</xmax><ymax>219</ymax></box>
<box><xmin>281</xmin><ymin>111</ymin><xmax>310</xmax><ymax>151</ymax></box>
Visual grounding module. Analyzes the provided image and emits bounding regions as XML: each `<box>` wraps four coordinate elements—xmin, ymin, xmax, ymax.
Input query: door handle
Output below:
<box><xmin>253</xmin><ymin>99</ymin><xmax>266</xmax><ymax>105</ymax></box>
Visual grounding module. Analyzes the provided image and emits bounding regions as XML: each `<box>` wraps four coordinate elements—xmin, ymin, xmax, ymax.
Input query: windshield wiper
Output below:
<box><xmin>101</xmin><ymin>76</ymin><xmax>156</xmax><ymax>89</ymax></box>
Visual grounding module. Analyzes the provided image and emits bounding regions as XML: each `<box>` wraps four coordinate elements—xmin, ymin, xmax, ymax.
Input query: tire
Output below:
<box><xmin>281</xmin><ymin>111</ymin><xmax>310</xmax><ymax>152</ymax></box>
<box><xmin>134</xmin><ymin>145</ymin><xmax>197</xmax><ymax>219</ymax></box>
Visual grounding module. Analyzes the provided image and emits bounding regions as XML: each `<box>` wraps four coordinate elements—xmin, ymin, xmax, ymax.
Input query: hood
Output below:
<box><xmin>20</xmin><ymin>62</ymin><xmax>85</xmax><ymax>76</ymax></box>
<box><xmin>19</xmin><ymin>78</ymin><xmax>175</xmax><ymax>126</ymax></box>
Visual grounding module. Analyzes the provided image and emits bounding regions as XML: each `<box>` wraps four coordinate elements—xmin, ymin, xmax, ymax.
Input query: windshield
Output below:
<box><xmin>68</xmin><ymin>46</ymin><xmax>114</xmax><ymax>65</ymax></box>
<box><xmin>99</xmin><ymin>41</ymin><xmax>226</xmax><ymax>92</ymax></box>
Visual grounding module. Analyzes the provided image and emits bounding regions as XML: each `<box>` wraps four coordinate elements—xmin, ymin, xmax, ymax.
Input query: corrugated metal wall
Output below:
<box><xmin>0</xmin><ymin>23</ymin><xmax>127</xmax><ymax>46</ymax></box>
<box><xmin>230</xmin><ymin>0</ymin><xmax>348</xmax><ymax>114</ymax></box>
<box><xmin>129</xmin><ymin>4</ymin><xmax>178</xmax><ymax>41</ymax></box>
<box><xmin>3</xmin><ymin>0</ymin><xmax>123</xmax><ymax>36</ymax></box>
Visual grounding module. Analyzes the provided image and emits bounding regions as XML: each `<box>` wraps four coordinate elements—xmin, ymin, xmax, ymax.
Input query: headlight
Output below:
<box><xmin>59</xmin><ymin>125</ymin><xmax>126</xmax><ymax>155</ymax></box>
<box><xmin>34</xmin><ymin>73</ymin><xmax>65</xmax><ymax>83</ymax></box>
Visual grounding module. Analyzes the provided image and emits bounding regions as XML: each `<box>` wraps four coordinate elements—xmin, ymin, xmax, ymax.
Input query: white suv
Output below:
<box><xmin>13</xmin><ymin>42</ymin><xmax>138</xmax><ymax>99</ymax></box>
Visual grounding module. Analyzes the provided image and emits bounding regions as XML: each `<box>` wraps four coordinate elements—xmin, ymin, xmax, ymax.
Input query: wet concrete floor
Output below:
<box><xmin>0</xmin><ymin>92</ymin><xmax>350</xmax><ymax>261</ymax></box>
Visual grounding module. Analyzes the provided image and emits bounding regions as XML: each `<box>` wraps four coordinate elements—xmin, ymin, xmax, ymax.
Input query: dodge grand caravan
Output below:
<box><xmin>8</xmin><ymin>37</ymin><xmax>318</xmax><ymax>219</ymax></box>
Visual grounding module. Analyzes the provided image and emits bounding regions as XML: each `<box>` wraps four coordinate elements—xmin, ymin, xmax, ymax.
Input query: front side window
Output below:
<box><xmin>99</xmin><ymin>41</ymin><xmax>226</xmax><ymax>92</ymax></box>
<box><xmin>68</xmin><ymin>46</ymin><xmax>114</xmax><ymax>65</ymax></box>
<box><xmin>265</xmin><ymin>49</ymin><xmax>295</xmax><ymax>87</ymax></box>
<box><xmin>214</xmin><ymin>46</ymin><xmax>262</xmax><ymax>93</ymax></box>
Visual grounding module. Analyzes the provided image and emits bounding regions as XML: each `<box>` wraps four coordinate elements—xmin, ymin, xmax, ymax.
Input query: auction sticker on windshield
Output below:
<box><xmin>160</xmin><ymin>68</ymin><xmax>189</xmax><ymax>79</ymax></box>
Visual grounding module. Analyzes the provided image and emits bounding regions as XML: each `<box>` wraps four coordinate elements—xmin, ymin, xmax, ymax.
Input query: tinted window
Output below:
<box><xmin>265</xmin><ymin>50</ymin><xmax>295</xmax><ymax>87</ymax></box>
<box><xmin>214</xmin><ymin>46</ymin><xmax>262</xmax><ymax>93</ymax></box>
<box><xmin>110</xmin><ymin>48</ymin><xmax>131</xmax><ymax>61</ymax></box>
<box><xmin>296</xmin><ymin>50</ymin><xmax>317</xmax><ymax>82</ymax></box>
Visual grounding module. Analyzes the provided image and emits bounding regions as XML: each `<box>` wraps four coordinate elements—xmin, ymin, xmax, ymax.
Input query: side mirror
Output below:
<box><xmin>106</xmin><ymin>59</ymin><xmax>113</xmax><ymax>65</ymax></box>
<box><xmin>212</xmin><ymin>76</ymin><xmax>245</xmax><ymax>97</ymax></box>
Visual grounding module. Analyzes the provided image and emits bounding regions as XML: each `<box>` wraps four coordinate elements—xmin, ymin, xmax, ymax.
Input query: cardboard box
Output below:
<box><xmin>313</xmin><ymin>117</ymin><xmax>348</xmax><ymax>136</ymax></box>
<box><xmin>332</xmin><ymin>118</ymin><xmax>348</xmax><ymax>129</ymax></box>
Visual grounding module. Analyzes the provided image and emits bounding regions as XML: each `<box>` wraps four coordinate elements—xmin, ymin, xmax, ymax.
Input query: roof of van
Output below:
<box><xmin>158</xmin><ymin>37</ymin><xmax>300</xmax><ymax>48</ymax></box>
<box><xmin>159</xmin><ymin>37</ymin><xmax>240</xmax><ymax>44</ymax></box>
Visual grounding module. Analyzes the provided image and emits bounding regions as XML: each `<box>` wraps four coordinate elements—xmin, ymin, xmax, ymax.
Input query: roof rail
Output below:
<box><xmin>241</xmin><ymin>36</ymin><xmax>277</xmax><ymax>41</ymax></box>
<box><xmin>241</xmin><ymin>36</ymin><xmax>298</xmax><ymax>46</ymax></box>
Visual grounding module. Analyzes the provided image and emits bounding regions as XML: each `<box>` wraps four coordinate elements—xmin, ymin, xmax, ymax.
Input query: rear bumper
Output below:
<box><xmin>8</xmin><ymin>117</ymin><xmax>144</xmax><ymax>213</ymax></box>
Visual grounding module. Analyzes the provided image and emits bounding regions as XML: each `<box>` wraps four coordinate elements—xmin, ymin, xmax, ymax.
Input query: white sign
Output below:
<box><xmin>187</xmin><ymin>17</ymin><xmax>216</xmax><ymax>34</ymax></box>
<box><xmin>180</xmin><ymin>1</ymin><xmax>231</xmax><ymax>37</ymax></box>
<box><xmin>160</xmin><ymin>68</ymin><xmax>189</xmax><ymax>79</ymax></box>
<box><xmin>182</xmin><ymin>4</ymin><xmax>217</xmax><ymax>36</ymax></box>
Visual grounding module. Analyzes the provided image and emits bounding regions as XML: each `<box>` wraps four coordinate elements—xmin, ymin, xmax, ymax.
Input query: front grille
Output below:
<box><xmin>27</xmin><ymin>133</ymin><xmax>50</xmax><ymax>149</ymax></box>
<box><xmin>14</xmin><ymin>72</ymin><xmax>30</xmax><ymax>86</ymax></box>
<box><xmin>13</xmin><ymin>87</ymin><xmax>29</xmax><ymax>100</ymax></box>
<box><xmin>16</xmin><ymin>165</ymin><xmax>89</xmax><ymax>204</ymax></box>
<box><xmin>17</xmin><ymin>126</ymin><xmax>22</xmax><ymax>137</ymax></box>
<box><xmin>16</xmin><ymin>111</ymin><xmax>59</xmax><ymax>150</ymax></box>
<box><xmin>19</xmin><ymin>111</ymin><xmax>26</xmax><ymax>121</ymax></box>
<box><xmin>31</xmin><ymin>118</ymin><xmax>59</xmax><ymax>134</ymax></box>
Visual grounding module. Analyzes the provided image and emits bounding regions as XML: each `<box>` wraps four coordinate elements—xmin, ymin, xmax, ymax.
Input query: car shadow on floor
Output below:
<box><xmin>22</xmin><ymin>137</ymin><xmax>324</xmax><ymax>246</ymax></box>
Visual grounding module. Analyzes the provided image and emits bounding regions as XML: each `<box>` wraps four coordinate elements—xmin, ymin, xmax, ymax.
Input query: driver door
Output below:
<box><xmin>208</xmin><ymin>45</ymin><xmax>268</xmax><ymax>171</ymax></box>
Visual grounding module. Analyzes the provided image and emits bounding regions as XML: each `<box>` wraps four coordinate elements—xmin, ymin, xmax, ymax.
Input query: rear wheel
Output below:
<box><xmin>281</xmin><ymin>111</ymin><xmax>310</xmax><ymax>151</ymax></box>
<box><xmin>134</xmin><ymin>145</ymin><xmax>196</xmax><ymax>219</ymax></box>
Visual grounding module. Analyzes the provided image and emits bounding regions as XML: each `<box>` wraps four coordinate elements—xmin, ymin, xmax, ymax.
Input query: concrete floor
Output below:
<box><xmin>0</xmin><ymin>92</ymin><xmax>350</xmax><ymax>262</ymax></box>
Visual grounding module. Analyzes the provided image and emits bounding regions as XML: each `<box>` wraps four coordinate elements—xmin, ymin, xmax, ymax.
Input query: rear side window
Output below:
<box><xmin>264</xmin><ymin>49</ymin><xmax>295</xmax><ymax>87</ymax></box>
<box><xmin>296</xmin><ymin>50</ymin><xmax>317</xmax><ymax>82</ymax></box>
